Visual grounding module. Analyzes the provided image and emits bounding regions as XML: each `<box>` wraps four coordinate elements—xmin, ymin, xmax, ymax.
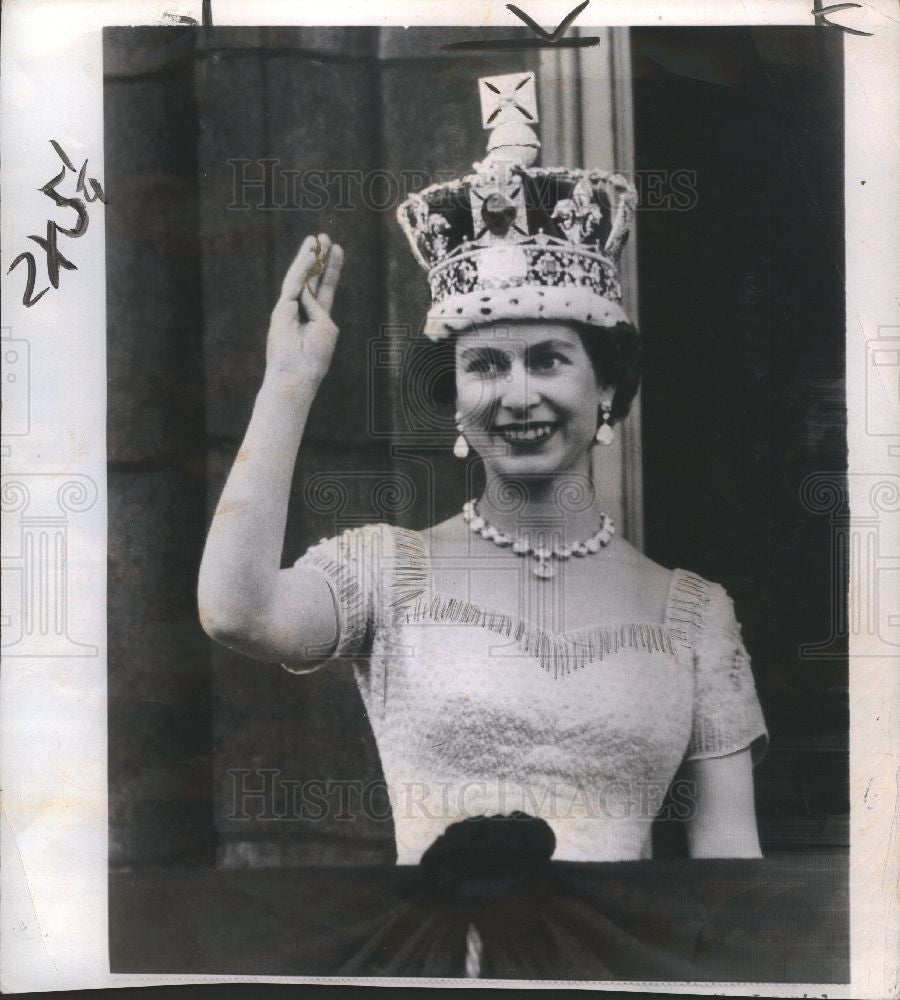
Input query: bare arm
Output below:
<box><xmin>682</xmin><ymin>748</ymin><xmax>763</xmax><ymax>858</ymax></box>
<box><xmin>198</xmin><ymin>233</ymin><xmax>345</xmax><ymax>666</ymax></box>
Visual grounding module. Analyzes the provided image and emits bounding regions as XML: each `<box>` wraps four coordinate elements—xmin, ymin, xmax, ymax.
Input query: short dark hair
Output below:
<box><xmin>422</xmin><ymin>319</ymin><xmax>642</xmax><ymax>425</ymax></box>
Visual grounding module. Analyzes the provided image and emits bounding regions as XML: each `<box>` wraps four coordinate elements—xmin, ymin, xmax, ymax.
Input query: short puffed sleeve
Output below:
<box><xmin>684</xmin><ymin>580</ymin><xmax>769</xmax><ymax>767</ymax></box>
<box><xmin>281</xmin><ymin>521</ymin><xmax>388</xmax><ymax>673</ymax></box>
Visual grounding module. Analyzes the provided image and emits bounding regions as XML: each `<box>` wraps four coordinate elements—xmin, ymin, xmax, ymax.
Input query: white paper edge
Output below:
<box><xmin>1</xmin><ymin>0</ymin><xmax>897</xmax><ymax>995</ymax></box>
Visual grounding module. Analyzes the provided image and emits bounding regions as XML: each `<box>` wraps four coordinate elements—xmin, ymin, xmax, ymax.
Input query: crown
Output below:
<box><xmin>397</xmin><ymin>72</ymin><xmax>637</xmax><ymax>342</ymax></box>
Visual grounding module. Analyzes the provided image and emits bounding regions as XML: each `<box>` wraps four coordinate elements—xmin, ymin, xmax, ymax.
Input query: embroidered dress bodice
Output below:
<box><xmin>285</xmin><ymin>522</ymin><xmax>769</xmax><ymax>865</ymax></box>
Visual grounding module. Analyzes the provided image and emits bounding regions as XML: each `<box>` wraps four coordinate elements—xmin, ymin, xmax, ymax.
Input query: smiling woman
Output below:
<box><xmin>455</xmin><ymin>322</ymin><xmax>619</xmax><ymax>490</ymax></box>
<box><xmin>196</xmin><ymin>69</ymin><xmax>769</xmax><ymax>975</ymax></box>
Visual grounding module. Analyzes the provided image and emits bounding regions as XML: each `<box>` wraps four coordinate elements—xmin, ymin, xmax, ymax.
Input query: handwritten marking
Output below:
<box><xmin>7</xmin><ymin>140</ymin><xmax>105</xmax><ymax>308</ymax></box>
<box><xmin>506</xmin><ymin>0</ymin><xmax>590</xmax><ymax>41</ymax></box>
<box><xmin>811</xmin><ymin>1</ymin><xmax>873</xmax><ymax>35</ymax></box>
<box><xmin>443</xmin><ymin>1</ymin><xmax>598</xmax><ymax>51</ymax></box>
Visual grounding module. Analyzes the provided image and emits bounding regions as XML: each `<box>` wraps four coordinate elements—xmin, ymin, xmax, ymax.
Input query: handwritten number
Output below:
<box><xmin>9</xmin><ymin>139</ymin><xmax>103</xmax><ymax>308</ymax></box>
<box><xmin>29</xmin><ymin>221</ymin><xmax>78</xmax><ymax>288</ymax></box>
<box><xmin>7</xmin><ymin>253</ymin><xmax>50</xmax><ymax>308</ymax></box>
<box><xmin>76</xmin><ymin>161</ymin><xmax>107</xmax><ymax>204</ymax></box>
<box><xmin>40</xmin><ymin>164</ymin><xmax>89</xmax><ymax>238</ymax></box>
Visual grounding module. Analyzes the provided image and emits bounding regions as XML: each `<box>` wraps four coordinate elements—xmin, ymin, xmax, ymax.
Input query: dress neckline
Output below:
<box><xmin>394</xmin><ymin>523</ymin><xmax>691</xmax><ymax>644</ymax></box>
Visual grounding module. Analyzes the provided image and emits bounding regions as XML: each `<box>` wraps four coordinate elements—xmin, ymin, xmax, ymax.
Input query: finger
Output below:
<box><xmin>270</xmin><ymin>294</ymin><xmax>300</xmax><ymax>330</ymax></box>
<box><xmin>299</xmin><ymin>280</ymin><xmax>334</xmax><ymax>327</ymax></box>
<box><xmin>278</xmin><ymin>235</ymin><xmax>319</xmax><ymax>301</ymax></box>
<box><xmin>303</xmin><ymin>232</ymin><xmax>333</xmax><ymax>298</ymax></box>
<box><xmin>313</xmin><ymin>244</ymin><xmax>343</xmax><ymax>314</ymax></box>
<box><xmin>279</xmin><ymin>233</ymin><xmax>332</xmax><ymax>302</ymax></box>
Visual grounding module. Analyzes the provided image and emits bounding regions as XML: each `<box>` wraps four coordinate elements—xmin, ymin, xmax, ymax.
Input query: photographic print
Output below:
<box><xmin>1</xmin><ymin>2</ymin><xmax>897</xmax><ymax>994</ymax></box>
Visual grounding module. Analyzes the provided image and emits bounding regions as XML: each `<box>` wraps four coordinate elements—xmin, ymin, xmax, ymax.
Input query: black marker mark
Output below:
<box><xmin>28</xmin><ymin>220</ymin><xmax>78</xmax><ymax>289</ymax></box>
<box><xmin>506</xmin><ymin>0</ymin><xmax>590</xmax><ymax>41</ymax></box>
<box><xmin>202</xmin><ymin>0</ymin><xmax>213</xmax><ymax>28</ymax></box>
<box><xmin>7</xmin><ymin>250</ymin><xmax>50</xmax><ymax>308</ymax></box>
<box><xmin>7</xmin><ymin>139</ymin><xmax>106</xmax><ymax>309</ymax></box>
<box><xmin>443</xmin><ymin>0</ymin><xmax>598</xmax><ymax>51</ymax></box>
<box><xmin>811</xmin><ymin>1</ymin><xmax>873</xmax><ymax>36</ymax></box>
<box><xmin>41</xmin><ymin>144</ymin><xmax>89</xmax><ymax>238</ymax></box>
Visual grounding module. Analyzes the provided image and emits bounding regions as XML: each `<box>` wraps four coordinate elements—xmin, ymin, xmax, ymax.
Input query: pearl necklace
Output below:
<box><xmin>462</xmin><ymin>498</ymin><xmax>615</xmax><ymax>579</ymax></box>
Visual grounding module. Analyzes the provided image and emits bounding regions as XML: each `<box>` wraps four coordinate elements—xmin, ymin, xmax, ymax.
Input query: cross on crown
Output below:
<box><xmin>478</xmin><ymin>72</ymin><xmax>539</xmax><ymax>129</ymax></box>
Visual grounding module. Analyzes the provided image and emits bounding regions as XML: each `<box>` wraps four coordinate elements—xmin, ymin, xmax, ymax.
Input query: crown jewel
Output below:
<box><xmin>397</xmin><ymin>72</ymin><xmax>637</xmax><ymax>341</ymax></box>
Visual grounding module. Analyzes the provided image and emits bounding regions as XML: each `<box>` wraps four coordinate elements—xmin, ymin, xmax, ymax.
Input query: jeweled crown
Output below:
<box><xmin>397</xmin><ymin>72</ymin><xmax>637</xmax><ymax>341</ymax></box>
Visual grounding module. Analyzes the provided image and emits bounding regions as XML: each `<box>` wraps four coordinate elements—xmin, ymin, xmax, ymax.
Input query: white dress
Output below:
<box><xmin>284</xmin><ymin>522</ymin><xmax>769</xmax><ymax>865</ymax></box>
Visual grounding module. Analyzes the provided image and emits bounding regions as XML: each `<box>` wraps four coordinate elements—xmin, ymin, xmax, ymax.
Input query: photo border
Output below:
<box><xmin>1</xmin><ymin>1</ymin><xmax>896</xmax><ymax>994</ymax></box>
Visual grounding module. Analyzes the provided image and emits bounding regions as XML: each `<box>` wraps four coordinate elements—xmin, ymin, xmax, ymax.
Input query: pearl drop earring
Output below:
<box><xmin>453</xmin><ymin>411</ymin><xmax>470</xmax><ymax>458</ymax></box>
<box><xmin>595</xmin><ymin>401</ymin><xmax>614</xmax><ymax>446</ymax></box>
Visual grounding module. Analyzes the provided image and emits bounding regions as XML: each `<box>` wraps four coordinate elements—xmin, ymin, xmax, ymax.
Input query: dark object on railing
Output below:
<box><xmin>415</xmin><ymin>812</ymin><xmax>556</xmax><ymax>904</ymax></box>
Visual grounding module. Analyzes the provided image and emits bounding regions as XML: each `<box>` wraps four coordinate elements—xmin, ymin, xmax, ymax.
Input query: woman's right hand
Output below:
<box><xmin>265</xmin><ymin>232</ymin><xmax>345</xmax><ymax>389</ymax></box>
<box><xmin>199</xmin><ymin>231</ymin><xmax>346</xmax><ymax>665</ymax></box>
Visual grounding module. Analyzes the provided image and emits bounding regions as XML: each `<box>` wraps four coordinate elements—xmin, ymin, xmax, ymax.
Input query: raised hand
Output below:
<box><xmin>266</xmin><ymin>233</ymin><xmax>345</xmax><ymax>388</ymax></box>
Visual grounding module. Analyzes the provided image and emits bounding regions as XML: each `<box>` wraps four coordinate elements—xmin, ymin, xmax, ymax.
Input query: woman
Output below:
<box><xmin>198</xmin><ymin>82</ymin><xmax>769</xmax><ymax>977</ymax></box>
<box><xmin>198</xmin><ymin>229</ymin><xmax>768</xmax><ymax>866</ymax></box>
